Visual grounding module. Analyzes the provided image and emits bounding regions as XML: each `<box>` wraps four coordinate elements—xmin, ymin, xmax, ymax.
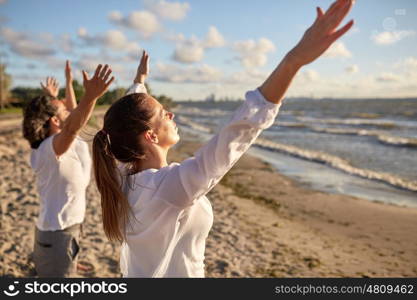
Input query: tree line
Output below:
<box><xmin>0</xmin><ymin>64</ymin><xmax>175</xmax><ymax>111</ymax></box>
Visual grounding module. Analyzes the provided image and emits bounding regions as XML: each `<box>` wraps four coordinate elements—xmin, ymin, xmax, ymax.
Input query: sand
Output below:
<box><xmin>1</xmin><ymin>113</ymin><xmax>416</xmax><ymax>277</ymax></box>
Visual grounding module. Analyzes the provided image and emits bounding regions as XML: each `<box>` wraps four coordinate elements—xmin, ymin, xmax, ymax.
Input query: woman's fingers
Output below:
<box><xmin>317</xmin><ymin>7</ymin><xmax>325</xmax><ymax>19</ymax></box>
<box><xmin>324</xmin><ymin>0</ymin><xmax>344</xmax><ymax>17</ymax></box>
<box><xmin>324</xmin><ymin>0</ymin><xmax>353</xmax><ymax>33</ymax></box>
<box><xmin>330</xmin><ymin>19</ymin><xmax>354</xmax><ymax>42</ymax></box>
<box><xmin>82</xmin><ymin>70</ymin><xmax>89</xmax><ymax>83</ymax></box>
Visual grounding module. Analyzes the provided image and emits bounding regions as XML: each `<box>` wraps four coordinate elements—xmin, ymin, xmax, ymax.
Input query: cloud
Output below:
<box><xmin>171</xmin><ymin>26</ymin><xmax>225</xmax><ymax>63</ymax></box>
<box><xmin>0</xmin><ymin>0</ymin><xmax>7</xmax><ymax>4</ymax></box>
<box><xmin>203</xmin><ymin>26</ymin><xmax>225</xmax><ymax>48</ymax></box>
<box><xmin>302</xmin><ymin>69</ymin><xmax>320</xmax><ymax>82</ymax></box>
<box><xmin>77</xmin><ymin>28</ymin><xmax>141</xmax><ymax>54</ymax></box>
<box><xmin>225</xmin><ymin>69</ymin><xmax>267</xmax><ymax>85</ymax></box>
<box><xmin>75</xmin><ymin>53</ymin><xmax>126</xmax><ymax>75</ymax></box>
<box><xmin>108</xmin><ymin>10</ymin><xmax>161</xmax><ymax>38</ymax></box>
<box><xmin>393</xmin><ymin>57</ymin><xmax>417</xmax><ymax>80</ymax></box>
<box><xmin>371</xmin><ymin>30</ymin><xmax>415</xmax><ymax>45</ymax></box>
<box><xmin>233</xmin><ymin>38</ymin><xmax>275</xmax><ymax>68</ymax></box>
<box><xmin>45</xmin><ymin>57</ymin><xmax>66</xmax><ymax>70</ymax></box>
<box><xmin>323</xmin><ymin>41</ymin><xmax>352</xmax><ymax>58</ymax></box>
<box><xmin>59</xmin><ymin>33</ymin><xmax>73</xmax><ymax>53</ymax></box>
<box><xmin>395</xmin><ymin>57</ymin><xmax>417</xmax><ymax>70</ymax></box>
<box><xmin>345</xmin><ymin>64</ymin><xmax>359</xmax><ymax>74</ymax></box>
<box><xmin>153</xmin><ymin>62</ymin><xmax>221</xmax><ymax>83</ymax></box>
<box><xmin>293</xmin><ymin>69</ymin><xmax>320</xmax><ymax>85</ymax></box>
<box><xmin>375</xmin><ymin>72</ymin><xmax>401</xmax><ymax>82</ymax></box>
<box><xmin>0</xmin><ymin>27</ymin><xmax>55</xmax><ymax>59</ymax></box>
<box><xmin>403</xmin><ymin>57</ymin><xmax>417</xmax><ymax>68</ymax></box>
<box><xmin>172</xmin><ymin>40</ymin><xmax>204</xmax><ymax>63</ymax></box>
<box><xmin>103</xmin><ymin>30</ymin><xmax>129</xmax><ymax>49</ymax></box>
<box><xmin>0</xmin><ymin>15</ymin><xmax>8</xmax><ymax>24</ymax></box>
<box><xmin>144</xmin><ymin>0</ymin><xmax>190</xmax><ymax>21</ymax></box>
<box><xmin>108</xmin><ymin>11</ymin><xmax>123</xmax><ymax>23</ymax></box>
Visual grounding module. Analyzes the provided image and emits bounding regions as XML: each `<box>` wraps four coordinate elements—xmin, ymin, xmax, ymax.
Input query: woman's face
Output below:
<box><xmin>148</xmin><ymin>97</ymin><xmax>180</xmax><ymax>148</ymax></box>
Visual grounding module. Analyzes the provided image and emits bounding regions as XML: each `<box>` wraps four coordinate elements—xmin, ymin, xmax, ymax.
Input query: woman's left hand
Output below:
<box><xmin>134</xmin><ymin>50</ymin><xmax>149</xmax><ymax>84</ymax></box>
<box><xmin>288</xmin><ymin>0</ymin><xmax>355</xmax><ymax>67</ymax></box>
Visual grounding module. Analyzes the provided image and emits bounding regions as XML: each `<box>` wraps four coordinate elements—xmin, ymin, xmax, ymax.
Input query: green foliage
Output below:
<box><xmin>9</xmin><ymin>81</ymin><xmax>176</xmax><ymax>109</ymax></box>
<box><xmin>97</xmin><ymin>87</ymin><xmax>126</xmax><ymax>105</ymax></box>
<box><xmin>0</xmin><ymin>107</ymin><xmax>22</xmax><ymax>114</ymax></box>
<box><xmin>155</xmin><ymin>94</ymin><xmax>176</xmax><ymax>109</ymax></box>
<box><xmin>11</xmin><ymin>86</ymin><xmax>43</xmax><ymax>107</ymax></box>
<box><xmin>57</xmin><ymin>80</ymin><xmax>84</xmax><ymax>100</ymax></box>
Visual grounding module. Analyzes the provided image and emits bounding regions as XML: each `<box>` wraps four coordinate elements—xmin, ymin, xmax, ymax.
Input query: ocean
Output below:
<box><xmin>173</xmin><ymin>96</ymin><xmax>417</xmax><ymax>208</ymax></box>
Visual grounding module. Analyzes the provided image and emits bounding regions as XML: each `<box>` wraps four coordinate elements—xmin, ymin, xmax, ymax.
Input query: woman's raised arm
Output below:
<box><xmin>125</xmin><ymin>50</ymin><xmax>150</xmax><ymax>95</ymax></box>
<box><xmin>153</xmin><ymin>0</ymin><xmax>355</xmax><ymax>208</ymax></box>
<box><xmin>259</xmin><ymin>0</ymin><xmax>354</xmax><ymax>104</ymax></box>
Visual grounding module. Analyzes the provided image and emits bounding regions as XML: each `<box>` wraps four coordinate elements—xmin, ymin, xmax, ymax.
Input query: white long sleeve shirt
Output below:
<box><xmin>31</xmin><ymin>135</ymin><xmax>91</xmax><ymax>231</ymax></box>
<box><xmin>120</xmin><ymin>84</ymin><xmax>281</xmax><ymax>277</ymax></box>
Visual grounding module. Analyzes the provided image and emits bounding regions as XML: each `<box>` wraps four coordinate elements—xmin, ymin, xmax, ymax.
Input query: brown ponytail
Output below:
<box><xmin>92</xmin><ymin>93</ymin><xmax>155</xmax><ymax>243</ymax></box>
<box><xmin>93</xmin><ymin>131</ymin><xmax>129</xmax><ymax>242</ymax></box>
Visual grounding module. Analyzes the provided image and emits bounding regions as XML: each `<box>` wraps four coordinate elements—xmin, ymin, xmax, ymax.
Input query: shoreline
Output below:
<box><xmin>1</xmin><ymin>118</ymin><xmax>416</xmax><ymax>277</ymax></box>
<box><xmin>178</xmin><ymin>123</ymin><xmax>417</xmax><ymax>208</ymax></box>
<box><xmin>171</xmin><ymin>133</ymin><xmax>417</xmax><ymax>277</ymax></box>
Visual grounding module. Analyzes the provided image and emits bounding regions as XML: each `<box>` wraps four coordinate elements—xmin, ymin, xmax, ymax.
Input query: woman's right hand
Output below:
<box><xmin>288</xmin><ymin>0</ymin><xmax>355</xmax><ymax>68</ymax></box>
<box><xmin>134</xmin><ymin>50</ymin><xmax>149</xmax><ymax>84</ymax></box>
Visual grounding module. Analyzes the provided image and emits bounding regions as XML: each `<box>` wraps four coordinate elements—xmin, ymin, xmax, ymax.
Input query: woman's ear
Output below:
<box><xmin>144</xmin><ymin>130</ymin><xmax>159</xmax><ymax>144</ymax></box>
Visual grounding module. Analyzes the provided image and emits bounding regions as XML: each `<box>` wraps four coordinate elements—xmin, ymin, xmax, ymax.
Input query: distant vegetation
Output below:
<box><xmin>0</xmin><ymin>64</ymin><xmax>176</xmax><ymax>113</ymax></box>
<box><xmin>8</xmin><ymin>81</ymin><xmax>176</xmax><ymax>111</ymax></box>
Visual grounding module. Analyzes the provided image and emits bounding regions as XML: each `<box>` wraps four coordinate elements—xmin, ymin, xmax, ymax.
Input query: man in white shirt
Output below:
<box><xmin>22</xmin><ymin>61</ymin><xmax>114</xmax><ymax>277</ymax></box>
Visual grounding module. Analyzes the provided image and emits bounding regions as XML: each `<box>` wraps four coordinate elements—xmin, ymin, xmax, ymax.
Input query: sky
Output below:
<box><xmin>0</xmin><ymin>0</ymin><xmax>417</xmax><ymax>100</ymax></box>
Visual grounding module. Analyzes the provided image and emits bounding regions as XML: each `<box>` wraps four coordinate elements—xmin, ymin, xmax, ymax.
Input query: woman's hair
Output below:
<box><xmin>92</xmin><ymin>93</ymin><xmax>155</xmax><ymax>242</ymax></box>
<box><xmin>22</xmin><ymin>96</ymin><xmax>58</xmax><ymax>149</ymax></box>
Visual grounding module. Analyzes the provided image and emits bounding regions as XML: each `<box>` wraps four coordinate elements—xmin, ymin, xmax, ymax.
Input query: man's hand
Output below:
<box><xmin>65</xmin><ymin>60</ymin><xmax>73</xmax><ymax>83</ymax></box>
<box><xmin>53</xmin><ymin>64</ymin><xmax>114</xmax><ymax>156</ymax></box>
<box><xmin>288</xmin><ymin>0</ymin><xmax>354</xmax><ymax>67</ymax></box>
<box><xmin>82</xmin><ymin>64</ymin><xmax>115</xmax><ymax>101</ymax></box>
<box><xmin>134</xmin><ymin>50</ymin><xmax>149</xmax><ymax>84</ymax></box>
<box><xmin>40</xmin><ymin>77</ymin><xmax>59</xmax><ymax>98</ymax></box>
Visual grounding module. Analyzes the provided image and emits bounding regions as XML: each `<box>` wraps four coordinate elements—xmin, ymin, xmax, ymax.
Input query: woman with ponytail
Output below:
<box><xmin>93</xmin><ymin>0</ymin><xmax>354</xmax><ymax>277</ymax></box>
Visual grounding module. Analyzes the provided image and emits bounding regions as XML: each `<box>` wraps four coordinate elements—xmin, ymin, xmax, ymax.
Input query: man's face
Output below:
<box><xmin>51</xmin><ymin>100</ymin><xmax>70</xmax><ymax>129</ymax></box>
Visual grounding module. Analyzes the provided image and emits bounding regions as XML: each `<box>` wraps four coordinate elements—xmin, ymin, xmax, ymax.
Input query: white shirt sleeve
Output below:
<box><xmin>153</xmin><ymin>88</ymin><xmax>281</xmax><ymax>208</ymax></box>
<box><xmin>125</xmin><ymin>83</ymin><xmax>148</xmax><ymax>95</ymax></box>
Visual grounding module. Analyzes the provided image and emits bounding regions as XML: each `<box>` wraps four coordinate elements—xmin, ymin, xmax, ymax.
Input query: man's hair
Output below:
<box><xmin>22</xmin><ymin>96</ymin><xmax>58</xmax><ymax>149</ymax></box>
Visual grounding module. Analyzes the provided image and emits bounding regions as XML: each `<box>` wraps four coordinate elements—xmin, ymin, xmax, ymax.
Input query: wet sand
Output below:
<box><xmin>1</xmin><ymin>114</ymin><xmax>416</xmax><ymax>277</ymax></box>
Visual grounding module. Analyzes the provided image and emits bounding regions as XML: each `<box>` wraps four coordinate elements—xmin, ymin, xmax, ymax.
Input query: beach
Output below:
<box><xmin>1</xmin><ymin>113</ymin><xmax>416</xmax><ymax>277</ymax></box>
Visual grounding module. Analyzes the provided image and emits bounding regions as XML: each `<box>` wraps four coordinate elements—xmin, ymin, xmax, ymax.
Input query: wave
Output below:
<box><xmin>295</xmin><ymin>116</ymin><xmax>407</xmax><ymax>129</ymax></box>
<box><xmin>254</xmin><ymin>138</ymin><xmax>417</xmax><ymax>192</ymax></box>
<box><xmin>177</xmin><ymin>116</ymin><xmax>212</xmax><ymax>133</ymax></box>
<box><xmin>178</xmin><ymin>118</ymin><xmax>417</xmax><ymax>193</ymax></box>
<box><xmin>274</xmin><ymin>123</ymin><xmax>417</xmax><ymax>148</ymax></box>
<box><xmin>174</xmin><ymin>106</ymin><xmax>230</xmax><ymax>117</ymax></box>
